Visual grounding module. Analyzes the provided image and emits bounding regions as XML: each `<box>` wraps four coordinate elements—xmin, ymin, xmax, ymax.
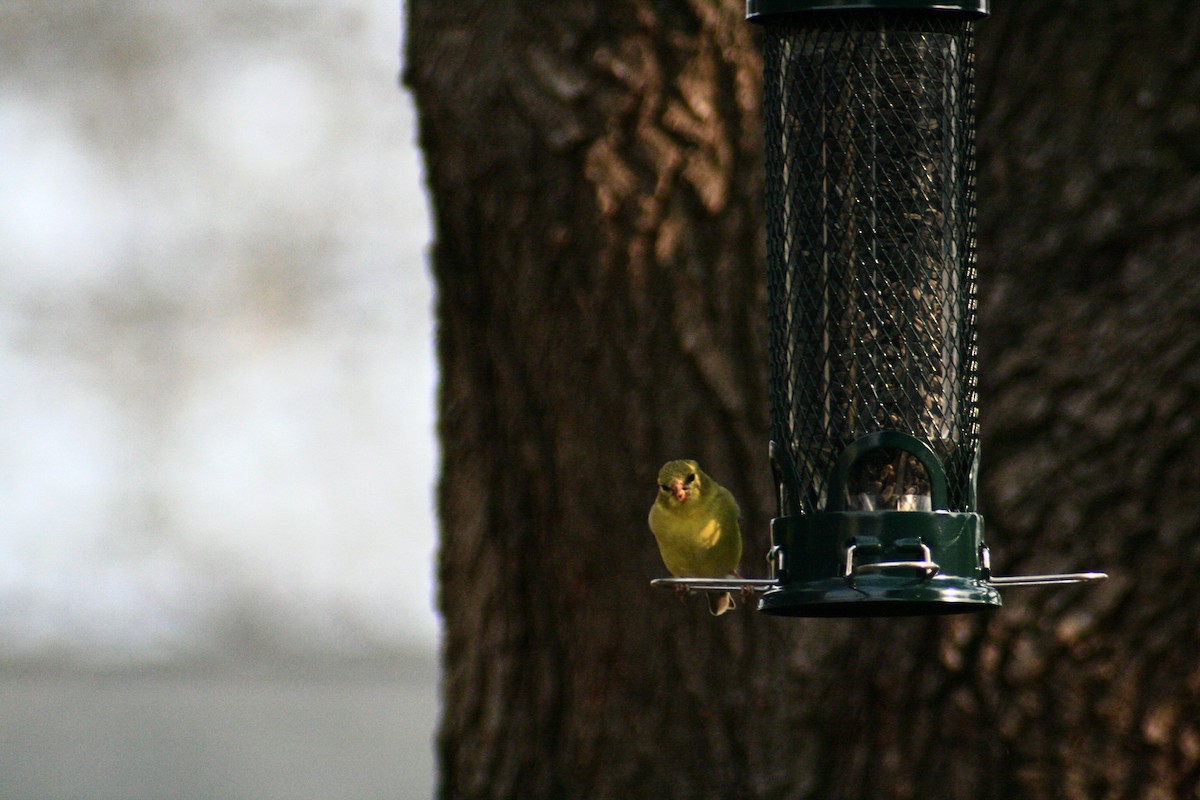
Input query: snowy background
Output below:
<box><xmin>0</xmin><ymin>1</ymin><xmax>438</xmax><ymax>797</ymax></box>
<box><xmin>0</xmin><ymin>0</ymin><xmax>436</xmax><ymax>663</ymax></box>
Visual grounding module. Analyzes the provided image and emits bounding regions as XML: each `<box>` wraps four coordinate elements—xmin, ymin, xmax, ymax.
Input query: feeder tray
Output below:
<box><xmin>651</xmin><ymin>0</ymin><xmax>1106</xmax><ymax>616</ymax></box>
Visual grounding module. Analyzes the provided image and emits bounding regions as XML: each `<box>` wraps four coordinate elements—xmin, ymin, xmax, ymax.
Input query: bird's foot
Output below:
<box><xmin>675</xmin><ymin>585</ymin><xmax>691</xmax><ymax>604</ymax></box>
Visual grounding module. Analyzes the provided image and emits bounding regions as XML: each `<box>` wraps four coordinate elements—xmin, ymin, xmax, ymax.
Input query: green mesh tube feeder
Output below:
<box><xmin>759</xmin><ymin>0</ymin><xmax>995</xmax><ymax>614</ymax></box>
<box><xmin>653</xmin><ymin>0</ymin><xmax>1106</xmax><ymax>615</ymax></box>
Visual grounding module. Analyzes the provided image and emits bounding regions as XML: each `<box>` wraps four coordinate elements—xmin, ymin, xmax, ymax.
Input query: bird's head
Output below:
<box><xmin>656</xmin><ymin>459</ymin><xmax>703</xmax><ymax>505</ymax></box>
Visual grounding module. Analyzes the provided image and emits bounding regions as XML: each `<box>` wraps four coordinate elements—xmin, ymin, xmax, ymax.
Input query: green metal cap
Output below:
<box><xmin>747</xmin><ymin>0</ymin><xmax>989</xmax><ymax>19</ymax></box>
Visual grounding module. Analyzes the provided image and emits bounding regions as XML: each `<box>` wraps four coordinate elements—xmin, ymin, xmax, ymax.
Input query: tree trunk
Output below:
<box><xmin>406</xmin><ymin>1</ymin><xmax>1200</xmax><ymax>798</ymax></box>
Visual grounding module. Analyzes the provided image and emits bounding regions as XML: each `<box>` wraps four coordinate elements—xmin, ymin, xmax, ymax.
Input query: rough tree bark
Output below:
<box><xmin>406</xmin><ymin>2</ymin><xmax>1200</xmax><ymax>798</ymax></box>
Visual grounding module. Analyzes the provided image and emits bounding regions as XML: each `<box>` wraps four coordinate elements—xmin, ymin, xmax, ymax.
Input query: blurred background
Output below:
<box><xmin>0</xmin><ymin>1</ymin><xmax>438</xmax><ymax>798</ymax></box>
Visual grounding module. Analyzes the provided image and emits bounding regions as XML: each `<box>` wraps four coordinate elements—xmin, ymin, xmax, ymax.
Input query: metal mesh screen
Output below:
<box><xmin>764</xmin><ymin>11</ymin><xmax>980</xmax><ymax>514</ymax></box>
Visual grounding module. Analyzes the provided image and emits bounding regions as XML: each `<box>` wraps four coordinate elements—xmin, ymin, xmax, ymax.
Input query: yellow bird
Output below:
<box><xmin>648</xmin><ymin>459</ymin><xmax>743</xmax><ymax>615</ymax></box>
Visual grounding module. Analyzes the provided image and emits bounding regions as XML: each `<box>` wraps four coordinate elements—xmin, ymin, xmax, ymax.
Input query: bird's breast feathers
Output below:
<box><xmin>649</xmin><ymin>493</ymin><xmax>740</xmax><ymax>576</ymax></box>
<box><xmin>694</xmin><ymin>516</ymin><xmax>722</xmax><ymax>548</ymax></box>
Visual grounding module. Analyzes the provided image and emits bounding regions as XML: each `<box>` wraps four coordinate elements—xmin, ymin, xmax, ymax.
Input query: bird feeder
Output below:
<box><xmin>653</xmin><ymin>0</ymin><xmax>1105</xmax><ymax>615</ymax></box>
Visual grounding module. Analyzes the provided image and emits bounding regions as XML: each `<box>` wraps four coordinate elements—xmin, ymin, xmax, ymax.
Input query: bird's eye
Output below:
<box><xmin>684</xmin><ymin>473</ymin><xmax>696</xmax><ymax>485</ymax></box>
<box><xmin>660</xmin><ymin>483</ymin><xmax>671</xmax><ymax>492</ymax></box>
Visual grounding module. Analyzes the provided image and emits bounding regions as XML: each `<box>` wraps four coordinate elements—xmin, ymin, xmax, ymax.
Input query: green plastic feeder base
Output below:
<box><xmin>758</xmin><ymin>574</ymin><xmax>1000</xmax><ymax>616</ymax></box>
<box><xmin>747</xmin><ymin>0</ymin><xmax>989</xmax><ymax>19</ymax></box>
<box><xmin>757</xmin><ymin>510</ymin><xmax>1001</xmax><ymax>617</ymax></box>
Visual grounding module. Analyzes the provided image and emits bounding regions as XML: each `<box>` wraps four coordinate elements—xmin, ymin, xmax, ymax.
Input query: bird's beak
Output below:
<box><xmin>672</xmin><ymin>481</ymin><xmax>687</xmax><ymax>502</ymax></box>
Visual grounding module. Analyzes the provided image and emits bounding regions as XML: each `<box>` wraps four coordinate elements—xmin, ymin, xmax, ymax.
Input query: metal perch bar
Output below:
<box><xmin>987</xmin><ymin>572</ymin><xmax>1109</xmax><ymax>586</ymax></box>
<box><xmin>651</xmin><ymin>578</ymin><xmax>780</xmax><ymax>594</ymax></box>
<box><xmin>651</xmin><ymin>572</ymin><xmax>1108</xmax><ymax>593</ymax></box>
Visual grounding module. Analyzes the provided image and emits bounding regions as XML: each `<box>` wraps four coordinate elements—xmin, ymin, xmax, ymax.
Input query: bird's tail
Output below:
<box><xmin>708</xmin><ymin>591</ymin><xmax>735</xmax><ymax>616</ymax></box>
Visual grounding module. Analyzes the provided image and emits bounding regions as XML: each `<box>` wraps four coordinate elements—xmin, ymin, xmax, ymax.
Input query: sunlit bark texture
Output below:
<box><xmin>407</xmin><ymin>2</ymin><xmax>1200</xmax><ymax>797</ymax></box>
